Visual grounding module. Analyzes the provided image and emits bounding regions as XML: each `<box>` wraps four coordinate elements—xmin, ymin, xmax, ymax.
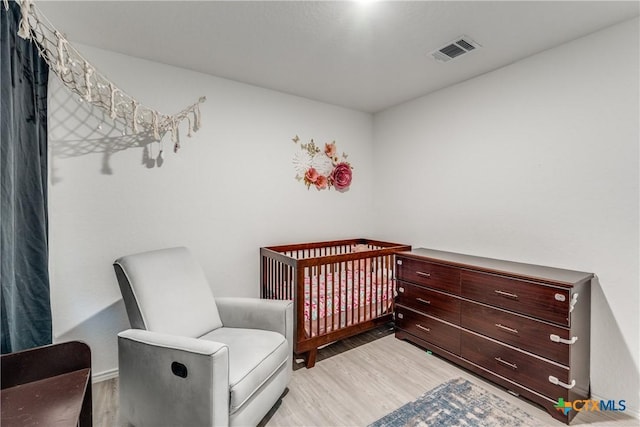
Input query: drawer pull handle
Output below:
<box><xmin>550</xmin><ymin>334</ymin><xmax>578</xmax><ymax>345</ymax></box>
<box><xmin>416</xmin><ymin>271</ymin><xmax>431</xmax><ymax>278</ymax></box>
<box><xmin>416</xmin><ymin>298</ymin><xmax>431</xmax><ymax>305</ymax></box>
<box><xmin>548</xmin><ymin>376</ymin><xmax>576</xmax><ymax>390</ymax></box>
<box><xmin>495</xmin><ymin>323</ymin><xmax>519</xmax><ymax>334</ymax></box>
<box><xmin>397</xmin><ymin>259</ymin><xmax>403</xmax><ymax>265</ymax></box>
<box><xmin>415</xmin><ymin>324</ymin><xmax>431</xmax><ymax>333</ymax></box>
<box><xmin>494</xmin><ymin>289</ymin><xmax>519</xmax><ymax>299</ymax></box>
<box><xmin>398</xmin><ymin>287</ymin><xmax>405</xmax><ymax>293</ymax></box>
<box><xmin>494</xmin><ymin>357</ymin><xmax>518</xmax><ymax>370</ymax></box>
<box><xmin>397</xmin><ymin>313</ymin><xmax>404</xmax><ymax>319</ymax></box>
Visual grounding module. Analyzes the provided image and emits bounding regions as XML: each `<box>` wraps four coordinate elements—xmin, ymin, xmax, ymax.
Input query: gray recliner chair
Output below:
<box><xmin>113</xmin><ymin>247</ymin><xmax>293</xmax><ymax>426</ymax></box>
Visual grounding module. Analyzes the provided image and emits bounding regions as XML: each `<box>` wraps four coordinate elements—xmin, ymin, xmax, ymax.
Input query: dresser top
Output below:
<box><xmin>399</xmin><ymin>248</ymin><xmax>593</xmax><ymax>287</ymax></box>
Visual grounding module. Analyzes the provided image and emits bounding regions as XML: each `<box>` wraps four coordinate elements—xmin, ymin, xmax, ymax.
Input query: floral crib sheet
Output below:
<box><xmin>303</xmin><ymin>268</ymin><xmax>394</xmax><ymax>323</ymax></box>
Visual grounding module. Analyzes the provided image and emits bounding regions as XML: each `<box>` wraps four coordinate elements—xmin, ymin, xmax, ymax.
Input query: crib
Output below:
<box><xmin>260</xmin><ymin>238</ymin><xmax>411</xmax><ymax>368</ymax></box>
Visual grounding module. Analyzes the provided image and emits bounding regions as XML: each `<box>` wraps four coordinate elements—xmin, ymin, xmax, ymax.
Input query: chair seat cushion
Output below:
<box><xmin>199</xmin><ymin>327</ymin><xmax>288</xmax><ymax>413</ymax></box>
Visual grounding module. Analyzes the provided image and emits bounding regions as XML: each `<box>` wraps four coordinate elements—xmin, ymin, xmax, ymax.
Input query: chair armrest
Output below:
<box><xmin>215</xmin><ymin>297</ymin><xmax>293</xmax><ymax>354</ymax></box>
<box><xmin>119</xmin><ymin>329</ymin><xmax>227</xmax><ymax>354</ymax></box>
<box><xmin>118</xmin><ymin>329</ymin><xmax>229</xmax><ymax>426</ymax></box>
<box><xmin>215</xmin><ymin>298</ymin><xmax>292</xmax><ymax>336</ymax></box>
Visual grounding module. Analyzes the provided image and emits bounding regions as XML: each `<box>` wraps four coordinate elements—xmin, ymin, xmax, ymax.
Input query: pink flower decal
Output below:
<box><xmin>315</xmin><ymin>175</ymin><xmax>328</xmax><ymax>190</ymax></box>
<box><xmin>325</xmin><ymin>142</ymin><xmax>337</xmax><ymax>161</ymax></box>
<box><xmin>331</xmin><ymin>162</ymin><xmax>352</xmax><ymax>191</ymax></box>
<box><xmin>292</xmin><ymin>136</ymin><xmax>353</xmax><ymax>191</ymax></box>
<box><xmin>304</xmin><ymin>167</ymin><xmax>319</xmax><ymax>186</ymax></box>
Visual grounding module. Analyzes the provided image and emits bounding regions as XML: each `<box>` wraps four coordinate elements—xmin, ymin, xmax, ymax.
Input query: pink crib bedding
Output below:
<box><xmin>303</xmin><ymin>268</ymin><xmax>394</xmax><ymax>322</ymax></box>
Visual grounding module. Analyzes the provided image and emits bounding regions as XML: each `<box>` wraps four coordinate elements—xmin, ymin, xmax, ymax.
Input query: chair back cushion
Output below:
<box><xmin>114</xmin><ymin>247</ymin><xmax>223</xmax><ymax>337</ymax></box>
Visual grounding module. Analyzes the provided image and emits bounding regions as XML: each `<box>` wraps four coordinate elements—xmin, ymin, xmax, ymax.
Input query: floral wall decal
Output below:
<box><xmin>292</xmin><ymin>135</ymin><xmax>353</xmax><ymax>191</ymax></box>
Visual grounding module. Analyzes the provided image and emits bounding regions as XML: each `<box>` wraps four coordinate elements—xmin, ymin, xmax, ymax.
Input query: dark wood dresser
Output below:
<box><xmin>394</xmin><ymin>248</ymin><xmax>592</xmax><ymax>424</ymax></box>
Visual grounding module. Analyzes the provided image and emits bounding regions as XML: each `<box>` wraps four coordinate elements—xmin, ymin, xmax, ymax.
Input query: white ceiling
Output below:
<box><xmin>37</xmin><ymin>1</ymin><xmax>639</xmax><ymax>113</ymax></box>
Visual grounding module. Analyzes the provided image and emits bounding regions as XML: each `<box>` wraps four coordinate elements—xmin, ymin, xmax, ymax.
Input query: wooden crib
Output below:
<box><xmin>260</xmin><ymin>238</ymin><xmax>411</xmax><ymax>368</ymax></box>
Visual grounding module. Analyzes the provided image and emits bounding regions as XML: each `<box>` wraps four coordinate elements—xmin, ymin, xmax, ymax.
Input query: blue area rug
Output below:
<box><xmin>369</xmin><ymin>378</ymin><xmax>545</xmax><ymax>427</ymax></box>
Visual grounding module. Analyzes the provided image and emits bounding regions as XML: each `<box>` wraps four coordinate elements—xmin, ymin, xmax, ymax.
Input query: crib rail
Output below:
<box><xmin>263</xmin><ymin>238</ymin><xmax>402</xmax><ymax>259</ymax></box>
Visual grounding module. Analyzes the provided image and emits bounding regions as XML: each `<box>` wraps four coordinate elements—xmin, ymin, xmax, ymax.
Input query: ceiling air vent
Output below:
<box><xmin>431</xmin><ymin>36</ymin><xmax>481</xmax><ymax>62</ymax></box>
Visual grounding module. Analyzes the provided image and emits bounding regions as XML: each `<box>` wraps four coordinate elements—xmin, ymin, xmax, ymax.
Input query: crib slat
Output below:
<box><xmin>338</xmin><ymin>260</ymin><xmax>342</xmax><ymax>334</ymax></box>
<box><xmin>359</xmin><ymin>257</ymin><xmax>363</xmax><ymax>324</ymax></box>
<box><xmin>323</xmin><ymin>263</ymin><xmax>327</xmax><ymax>336</ymax></box>
<box><xmin>273</xmin><ymin>257</ymin><xmax>276</xmax><ymax>299</ymax></box>
<box><xmin>351</xmin><ymin>260</ymin><xmax>355</xmax><ymax>326</ymax></box>
<box><xmin>315</xmin><ymin>263</ymin><xmax>320</xmax><ymax>338</ymax></box>
<box><xmin>299</xmin><ymin>266</ymin><xmax>306</xmax><ymax>345</ymax></box>
<box><xmin>375</xmin><ymin>255</ymin><xmax>381</xmax><ymax>318</ymax></box>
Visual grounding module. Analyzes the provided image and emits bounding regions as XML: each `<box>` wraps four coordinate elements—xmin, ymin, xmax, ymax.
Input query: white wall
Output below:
<box><xmin>373</xmin><ymin>18</ymin><xmax>639</xmax><ymax>414</ymax></box>
<box><xmin>48</xmin><ymin>45</ymin><xmax>374</xmax><ymax>376</ymax></box>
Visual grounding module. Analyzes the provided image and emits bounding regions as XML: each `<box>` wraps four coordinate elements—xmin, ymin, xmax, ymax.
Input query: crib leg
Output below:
<box><xmin>303</xmin><ymin>349</ymin><xmax>318</xmax><ymax>368</ymax></box>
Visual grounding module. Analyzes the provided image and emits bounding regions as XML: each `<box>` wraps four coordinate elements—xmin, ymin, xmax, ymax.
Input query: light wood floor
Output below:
<box><xmin>93</xmin><ymin>330</ymin><xmax>637</xmax><ymax>426</ymax></box>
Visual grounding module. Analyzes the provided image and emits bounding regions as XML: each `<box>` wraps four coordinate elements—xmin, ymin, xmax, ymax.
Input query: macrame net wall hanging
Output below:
<box><xmin>5</xmin><ymin>0</ymin><xmax>206</xmax><ymax>155</ymax></box>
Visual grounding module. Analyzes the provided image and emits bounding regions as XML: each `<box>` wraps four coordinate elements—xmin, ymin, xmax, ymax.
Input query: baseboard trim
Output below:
<box><xmin>590</xmin><ymin>392</ymin><xmax>639</xmax><ymax>419</ymax></box>
<box><xmin>92</xmin><ymin>368</ymin><xmax>118</xmax><ymax>384</ymax></box>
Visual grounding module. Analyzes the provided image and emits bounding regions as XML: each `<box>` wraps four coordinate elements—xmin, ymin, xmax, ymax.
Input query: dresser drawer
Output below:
<box><xmin>460</xmin><ymin>301</ymin><xmax>572</xmax><ymax>364</ymax></box>
<box><xmin>397</xmin><ymin>282</ymin><xmax>460</xmax><ymax>325</ymax></box>
<box><xmin>396</xmin><ymin>306</ymin><xmax>460</xmax><ymax>355</ymax></box>
<box><xmin>461</xmin><ymin>271</ymin><xmax>570</xmax><ymax>326</ymax></box>
<box><xmin>397</xmin><ymin>258</ymin><xmax>460</xmax><ymax>294</ymax></box>
<box><xmin>461</xmin><ymin>331</ymin><xmax>571</xmax><ymax>400</ymax></box>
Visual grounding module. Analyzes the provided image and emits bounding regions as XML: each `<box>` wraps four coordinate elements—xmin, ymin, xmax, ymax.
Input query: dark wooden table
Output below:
<box><xmin>1</xmin><ymin>341</ymin><xmax>92</xmax><ymax>427</ymax></box>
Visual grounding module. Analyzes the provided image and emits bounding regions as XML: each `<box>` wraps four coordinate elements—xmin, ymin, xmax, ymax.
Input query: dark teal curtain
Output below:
<box><xmin>1</xmin><ymin>1</ymin><xmax>51</xmax><ymax>353</ymax></box>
